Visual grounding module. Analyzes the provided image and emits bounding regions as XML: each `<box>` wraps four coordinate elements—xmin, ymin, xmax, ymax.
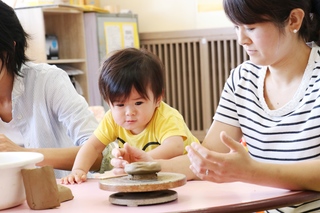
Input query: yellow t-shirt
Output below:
<box><xmin>94</xmin><ymin>101</ymin><xmax>199</xmax><ymax>154</ymax></box>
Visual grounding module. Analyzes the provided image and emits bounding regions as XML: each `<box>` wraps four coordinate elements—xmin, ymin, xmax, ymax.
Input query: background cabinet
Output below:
<box><xmin>15</xmin><ymin>5</ymin><xmax>89</xmax><ymax>102</ymax></box>
<box><xmin>84</xmin><ymin>12</ymin><xmax>139</xmax><ymax>107</ymax></box>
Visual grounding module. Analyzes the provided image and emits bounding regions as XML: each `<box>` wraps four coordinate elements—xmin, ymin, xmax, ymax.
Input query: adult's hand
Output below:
<box><xmin>0</xmin><ymin>134</ymin><xmax>24</xmax><ymax>152</ymax></box>
<box><xmin>186</xmin><ymin>131</ymin><xmax>255</xmax><ymax>183</ymax></box>
<box><xmin>111</xmin><ymin>143</ymin><xmax>154</xmax><ymax>175</ymax></box>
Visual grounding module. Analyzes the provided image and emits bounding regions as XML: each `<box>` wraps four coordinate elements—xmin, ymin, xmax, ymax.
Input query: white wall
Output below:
<box><xmin>196</xmin><ymin>10</ymin><xmax>233</xmax><ymax>29</ymax></box>
<box><xmin>100</xmin><ymin>0</ymin><xmax>233</xmax><ymax>33</ymax></box>
<box><xmin>3</xmin><ymin>0</ymin><xmax>17</xmax><ymax>7</ymax></box>
<box><xmin>6</xmin><ymin>0</ymin><xmax>233</xmax><ymax>33</ymax></box>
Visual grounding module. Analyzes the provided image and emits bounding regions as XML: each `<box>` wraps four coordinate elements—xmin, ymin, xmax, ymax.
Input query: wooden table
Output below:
<box><xmin>3</xmin><ymin>179</ymin><xmax>320</xmax><ymax>213</ymax></box>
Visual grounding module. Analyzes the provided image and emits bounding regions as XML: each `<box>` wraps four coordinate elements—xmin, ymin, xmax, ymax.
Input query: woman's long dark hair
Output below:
<box><xmin>223</xmin><ymin>0</ymin><xmax>320</xmax><ymax>44</ymax></box>
<box><xmin>0</xmin><ymin>1</ymin><xmax>30</xmax><ymax>76</ymax></box>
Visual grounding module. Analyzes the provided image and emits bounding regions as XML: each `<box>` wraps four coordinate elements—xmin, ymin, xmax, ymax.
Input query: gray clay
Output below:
<box><xmin>124</xmin><ymin>162</ymin><xmax>161</xmax><ymax>175</ymax></box>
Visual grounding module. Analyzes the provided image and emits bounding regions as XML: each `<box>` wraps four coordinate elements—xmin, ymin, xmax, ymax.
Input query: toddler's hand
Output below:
<box><xmin>111</xmin><ymin>143</ymin><xmax>154</xmax><ymax>175</ymax></box>
<box><xmin>60</xmin><ymin>169</ymin><xmax>87</xmax><ymax>184</ymax></box>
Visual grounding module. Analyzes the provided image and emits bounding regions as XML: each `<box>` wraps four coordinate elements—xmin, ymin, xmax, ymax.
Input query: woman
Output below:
<box><xmin>0</xmin><ymin>1</ymin><xmax>102</xmax><ymax>178</ymax></box>
<box><xmin>111</xmin><ymin>0</ymin><xmax>320</xmax><ymax>211</ymax></box>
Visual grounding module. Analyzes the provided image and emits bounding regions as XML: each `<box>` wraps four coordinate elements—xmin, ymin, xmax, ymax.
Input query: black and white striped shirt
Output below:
<box><xmin>214</xmin><ymin>45</ymin><xmax>320</xmax><ymax>212</ymax></box>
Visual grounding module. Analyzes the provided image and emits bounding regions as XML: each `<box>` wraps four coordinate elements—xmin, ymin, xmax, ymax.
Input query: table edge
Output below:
<box><xmin>177</xmin><ymin>190</ymin><xmax>320</xmax><ymax>213</ymax></box>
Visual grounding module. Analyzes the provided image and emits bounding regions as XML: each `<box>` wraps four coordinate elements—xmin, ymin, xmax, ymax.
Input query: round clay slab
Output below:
<box><xmin>99</xmin><ymin>172</ymin><xmax>186</xmax><ymax>192</ymax></box>
<box><xmin>124</xmin><ymin>162</ymin><xmax>161</xmax><ymax>175</ymax></box>
<box><xmin>109</xmin><ymin>190</ymin><xmax>177</xmax><ymax>207</ymax></box>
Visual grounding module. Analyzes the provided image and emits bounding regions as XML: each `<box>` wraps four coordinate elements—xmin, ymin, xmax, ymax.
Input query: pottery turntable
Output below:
<box><xmin>99</xmin><ymin>162</ymin><xmax>186</xmax><ymax>207</ymax></box>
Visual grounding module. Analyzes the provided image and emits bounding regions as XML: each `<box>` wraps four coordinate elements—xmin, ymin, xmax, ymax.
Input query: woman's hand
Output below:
<box><xmin>186</xmin><ymin>131</ymin><xmax>254</xmax><ymax>183</ymax></box>
<box><xmin>111</xmin><ymin>143</ymin><xmax>154</xmax><ymax>175</ymax></box>
<box><xmin>0</xmin><ymin>134</ymin><xmax>25</xmax><ymax>151</ymax></box>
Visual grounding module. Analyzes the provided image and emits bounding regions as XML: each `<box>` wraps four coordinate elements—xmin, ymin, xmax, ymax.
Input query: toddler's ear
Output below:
<box><xmin>156</xmin><ymin>96</ymin><xmax>162</xmax><ymax>107</ymax></box>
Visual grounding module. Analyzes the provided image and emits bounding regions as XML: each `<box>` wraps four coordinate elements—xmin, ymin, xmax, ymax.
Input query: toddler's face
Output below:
<box><xmin>109</xmin><ymin>87</ymin><xmax>161</xmax><ymax>135</ymax></box>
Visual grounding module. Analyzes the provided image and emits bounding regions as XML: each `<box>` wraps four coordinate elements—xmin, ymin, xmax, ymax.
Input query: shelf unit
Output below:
<box><xmin>15</xmin><ymin>5</ymin><xmax>89</xmax><ymax>102</ymax></box>
<box><xmin>83</xmin><ymin>12</ymin><xmax>139</xmax><ymax>107</ymax></box>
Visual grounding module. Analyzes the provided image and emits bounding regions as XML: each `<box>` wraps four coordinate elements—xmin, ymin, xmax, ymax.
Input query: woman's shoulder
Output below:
<box><xmin>21</xmin><ymin>62</ymin><xmax>67</xmax><ymax>79</ymax></box>
<box><xmin>227</xmin><ymin>60</ymin><xmax>264</xmax><ymax>85</ymax></box>
<box><xmin>310</xmin><ymin>43</ymin><xmax>320</xmax><ymax>63</ymax></box>
<box><xmin>233</xmin><ymin>60</ymin><xmax>262</xmax><ymax>74</ymax></box>
<box><xmin>18</xmin><ymin>62</ymin><xmax>76</xmax><ymax>95</ymax></box>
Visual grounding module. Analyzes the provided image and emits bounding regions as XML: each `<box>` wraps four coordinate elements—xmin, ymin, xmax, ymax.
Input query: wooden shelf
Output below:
<box><xmin>47</xmin><ymin>59</ymin><xmax>86</xmax><ymax>64</ymax></box>
<box><xmin>15</xmin><ymin>5</ymin><xmax>89</xmax><ymax>102</ymax></box>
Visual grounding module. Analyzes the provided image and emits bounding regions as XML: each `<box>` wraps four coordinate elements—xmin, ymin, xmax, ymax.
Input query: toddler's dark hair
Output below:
<box><xmin>99</xmin><ymin>48</ymin><xmax>165</xmax><ymax>104</ymax></box>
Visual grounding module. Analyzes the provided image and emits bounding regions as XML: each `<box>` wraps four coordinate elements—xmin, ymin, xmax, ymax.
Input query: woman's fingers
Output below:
<box><xmin>220</xmin><ymin>131</ymin><xmax>244</xmax><ymax>153</ymax></box>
